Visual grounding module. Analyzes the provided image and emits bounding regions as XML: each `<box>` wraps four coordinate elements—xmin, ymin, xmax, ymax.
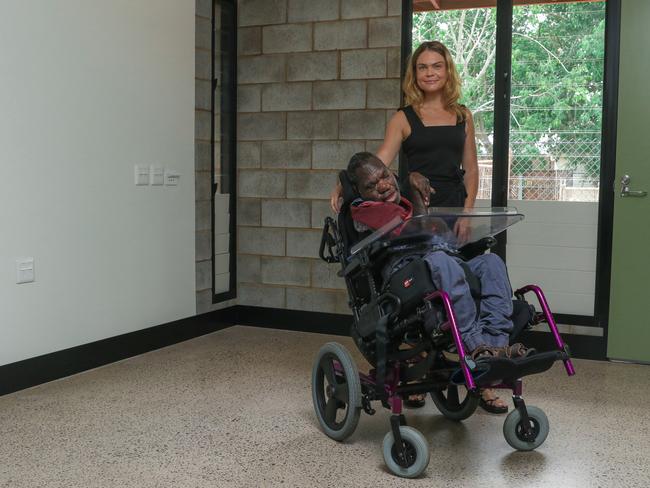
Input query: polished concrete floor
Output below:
<box><xmin>1</xmin><ymin>326</ymin><xmax>649</xmax><ymax>488</ymax></box>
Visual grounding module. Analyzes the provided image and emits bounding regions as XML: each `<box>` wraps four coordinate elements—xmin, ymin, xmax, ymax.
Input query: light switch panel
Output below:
<box><xmin>16</xmin><ymin>258</ymin><xmax>35</xmax><ymax>284</ymax></box>
<box><xmin>150</xmin><ymin>166</ymin><xmax>164</xmax><ymax>186</ymax></box>
<box><xmin>135</xmin><ymin>165</ymin><xmax>150</xmax><ymax>185</ymax></box>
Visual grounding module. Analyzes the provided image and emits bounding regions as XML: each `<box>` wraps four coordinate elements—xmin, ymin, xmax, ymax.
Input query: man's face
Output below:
<box><xmin>356</xmin><ymin>162</ymin><xmax>401</xmax><ymax>203</ymax></box>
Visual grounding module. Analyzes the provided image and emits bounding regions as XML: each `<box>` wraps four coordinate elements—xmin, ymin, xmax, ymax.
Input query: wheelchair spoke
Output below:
<box><xmin>325</xmin><ymin>397</ymin><xmax>339</xmax><ymax>421</ymax></box>
<box><xmin>447</xmin><ymin>385</ymin><xmax>460</xmax><ymax>409</ymax></box>
<box><xmin>320</xmin><ymin>357</ymin><xmax>336</xmax><ymax>385</ymax></box>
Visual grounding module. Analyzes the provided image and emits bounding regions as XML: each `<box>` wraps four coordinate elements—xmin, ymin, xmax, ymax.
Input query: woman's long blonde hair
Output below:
<box><xmin>402</xmin><ymin>41</ymin><xmax>465</xmax><ymax>122</ymax></box>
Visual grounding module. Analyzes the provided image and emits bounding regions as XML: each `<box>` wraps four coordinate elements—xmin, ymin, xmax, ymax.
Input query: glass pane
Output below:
<box><xmin>213</xmin><ymin>0</ymin><xmax>236</xmax><ymax>297</ymax></box>
<box><xmin>413</xmin><ymin>6</ymin><xmax>497</xmax><ymax>200</ymax></box>
<box><xmin>509</xmin><ymin>2</ymin><xmax>606</xmax><ymax>202</ymax></box>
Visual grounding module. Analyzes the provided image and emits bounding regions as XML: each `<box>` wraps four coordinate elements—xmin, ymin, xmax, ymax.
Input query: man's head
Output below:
<box><xmin>347</xmin><ymin>152</ymin><xmax>401</xmax><ymax>204</ymax></box>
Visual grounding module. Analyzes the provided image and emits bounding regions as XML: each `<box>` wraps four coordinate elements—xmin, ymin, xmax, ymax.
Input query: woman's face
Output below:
<box><xmin>415</xmin><ymin>49</ymin><xmax>448</xmax><ymax>94</ymax></box>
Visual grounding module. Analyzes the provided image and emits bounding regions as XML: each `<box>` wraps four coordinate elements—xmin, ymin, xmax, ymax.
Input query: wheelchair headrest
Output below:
<box><xmin>336</xmin><ymin>170</ymin><xmax>366</xmax><ymax>254</ymax></box>
<box><xmin>338</xmin><ymin>170</ymin><xmax>360</xmax><ymax>211</ymax></box>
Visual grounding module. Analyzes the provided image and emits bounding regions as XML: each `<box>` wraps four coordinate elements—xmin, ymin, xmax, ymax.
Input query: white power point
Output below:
<box><xmin>165</xmin><ymin>170</ymin><xmax>180</xmax><ymax>186</ymax></box>
<box><xmin>16</xmin><ymin>258</ymin><xmax>35</xmax><ymax>284</ymax></box>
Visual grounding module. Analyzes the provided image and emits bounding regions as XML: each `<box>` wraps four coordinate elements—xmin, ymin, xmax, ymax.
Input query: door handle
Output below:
<box><xmin>620</xmin><ymin>174</ymin><xmax>648</xmax><ymax>197</ymax></box>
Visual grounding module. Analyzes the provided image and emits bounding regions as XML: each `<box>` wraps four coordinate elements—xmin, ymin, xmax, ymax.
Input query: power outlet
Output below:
<box><xmin>165</xmin><ymin>170</ymin><xmax>180</xmax><ymax>186</ymax></box>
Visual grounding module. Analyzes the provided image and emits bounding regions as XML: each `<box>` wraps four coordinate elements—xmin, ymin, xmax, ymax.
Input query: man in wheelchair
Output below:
<box><xmin>346</xmin><ymin>152</ymin><xmax>534</xmax><ymax>411</ymax></box>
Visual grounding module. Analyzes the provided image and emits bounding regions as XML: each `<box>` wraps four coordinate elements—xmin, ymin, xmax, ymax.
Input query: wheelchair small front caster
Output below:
<box><xmin>382</xmin><ymin>426</ymin><xmax>430</xmax><ymax>478</ymax></box>
<box><xmin>503</xmin><ymin>405</ymin><xmax>549</xmax><ymax>451</ymax></box>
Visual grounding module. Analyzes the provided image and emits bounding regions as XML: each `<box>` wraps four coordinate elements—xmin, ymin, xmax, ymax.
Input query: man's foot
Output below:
<box><xmin>479</xmin><ymin>389</ymin><xmax>508</xmax><ymax>414</ymax></box>
<box><xmin>505</xmin><ymin>343</ymin><xmax>536</xmax><ymax>358</ymax></box>
<box><xmin>470</xmin><ymin>345</ymin><xmax>505</xmax><ymax>361</ymax></box>
<box><xmin>441</xmin><ymin>345</ymin><xmax>459</xmax><ymax>363</ymax></box>
<box><xmin>404</xmin><ymin>394</ymin><xmax>426</xmax><ymax>409</ymax></box>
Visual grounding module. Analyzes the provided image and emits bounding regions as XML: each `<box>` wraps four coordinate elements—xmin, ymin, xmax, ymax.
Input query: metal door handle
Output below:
<box><xmin>620</xmin><ymin>174</ymin><xmax>647</xmax><ymax>197</ymax></box>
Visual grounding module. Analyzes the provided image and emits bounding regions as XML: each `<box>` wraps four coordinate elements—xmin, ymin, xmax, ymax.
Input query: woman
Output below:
<box><xmin>330</xmin><ymin>41</ymin><xmax>507</xmax><ymax>414</ymax></box>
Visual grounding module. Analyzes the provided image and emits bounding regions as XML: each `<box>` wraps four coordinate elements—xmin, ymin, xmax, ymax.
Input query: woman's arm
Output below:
<box><xmin>376</xmin><ymin>111</ymin><xmax>409</xmax><ymax>168</ymax></box>
<box><xmin>461</xmin><ymin>109</ymin><xmax>479</xmax><ymax>209</ymax></box>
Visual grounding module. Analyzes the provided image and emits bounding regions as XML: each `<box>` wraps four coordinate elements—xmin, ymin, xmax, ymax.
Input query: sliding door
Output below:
<box><xmin>409</xmin><ymin>0</ymin><xmax>609</xmax><ymax>331</ymax></box>
<box><xmin>506</xmin><ymin>2</ymin><xmax>606</xmax><ymax>319</ymax></box>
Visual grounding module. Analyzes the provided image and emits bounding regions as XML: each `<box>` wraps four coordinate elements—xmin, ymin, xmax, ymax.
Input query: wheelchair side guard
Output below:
<box><xmin>515</xmin><ymin>284</ymin><xmax>576</xmax><ymax>377</ymax></box>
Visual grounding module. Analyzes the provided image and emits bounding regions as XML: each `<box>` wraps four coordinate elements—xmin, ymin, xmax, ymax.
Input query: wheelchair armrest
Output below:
<box><xmin>338</xmin><ymin>240</ymin><xmax>390</xmax><ymax>277</ymax></box>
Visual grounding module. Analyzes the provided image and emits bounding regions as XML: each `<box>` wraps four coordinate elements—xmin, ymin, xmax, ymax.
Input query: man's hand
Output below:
<box><xmin>408</xmin><ymin>172</ymin><xmax>433</xmax><ymax>207</ymax></box>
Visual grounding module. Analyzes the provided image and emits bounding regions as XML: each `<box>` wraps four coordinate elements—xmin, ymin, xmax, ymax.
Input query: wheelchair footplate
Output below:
<box><xmin>450</xmin><ymin>350</ymin><xmax>570</xmax><ymax>387</ymax></box>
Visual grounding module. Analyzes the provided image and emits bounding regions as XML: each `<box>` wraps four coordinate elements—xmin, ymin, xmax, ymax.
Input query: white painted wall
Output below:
<box><xmin>0</xmin><ymin>1</ymin><xmax>196</xmax><ymax>366</ymax></box>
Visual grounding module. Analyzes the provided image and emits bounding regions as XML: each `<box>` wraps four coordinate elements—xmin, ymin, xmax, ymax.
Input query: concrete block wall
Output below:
<box><xmin>237</xmin><ymin>0</ymin><xmax>403</xmax><ymax>314</ymax></box>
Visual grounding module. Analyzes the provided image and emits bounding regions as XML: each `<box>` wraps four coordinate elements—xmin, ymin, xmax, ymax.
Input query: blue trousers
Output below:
<box><xmin>423</xmin><ymin>251</ymin><xmax>513</xmax><ymax>352</ymax></box>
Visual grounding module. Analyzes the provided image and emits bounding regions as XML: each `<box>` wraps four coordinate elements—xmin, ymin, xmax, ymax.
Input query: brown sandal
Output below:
<box><xmin>479</xmin><ymin>394</ymin><xmax>508</xmax><ymax>414</ymax></box>
<box><xmin>505</xmin><ymin>343</ymin><xmax>536</xmax><ymax>358</ymax></box>
<box><xmin>404</xmin><ymin>394</ymin><xmax>426</xmax><ymax>409</ymax></box>
<box><xmin>471</xmin><ymin>345</ymin><xmax>505</xmax><ymax>361</ymax></box>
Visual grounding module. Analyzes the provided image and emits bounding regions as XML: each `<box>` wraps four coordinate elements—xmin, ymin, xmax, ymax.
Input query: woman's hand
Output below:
<box><xmin>408</xmin><ymin>172</ymin><xmax>433</xmax><ymax>207</ymax></box>
<box><xmin>453</xmin><ymin>216</ymin><xmax>471</xmax><ymax>245</ymax></box>
<box><xmin>330</xmin><ymin>181</ymin><xmax>343</xmax><ymax>213</ymax></box>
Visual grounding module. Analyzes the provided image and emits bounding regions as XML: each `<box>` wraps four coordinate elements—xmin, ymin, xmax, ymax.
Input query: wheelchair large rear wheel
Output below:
<box><xmin>311</xmin><ymin>342</ymin><xmax>362</xmax><ymax>441</ymax></box>
<box><xmin>430</xmin><ymin>385</ymin><xmax>479</xmax><ymax>421</ymax></box>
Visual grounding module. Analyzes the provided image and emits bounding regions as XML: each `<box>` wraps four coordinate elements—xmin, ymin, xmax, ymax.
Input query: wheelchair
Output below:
<box><xmin>311</xmin><ymin>171</ymin><xmax>575</xmax><ymax>478</ymax></box>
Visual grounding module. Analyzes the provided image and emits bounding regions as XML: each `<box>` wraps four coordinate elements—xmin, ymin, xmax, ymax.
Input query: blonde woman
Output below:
<box><xmin>331</xmin><ymin>42</ymin><xmax>507</xmax><ymax>414</ymax></box>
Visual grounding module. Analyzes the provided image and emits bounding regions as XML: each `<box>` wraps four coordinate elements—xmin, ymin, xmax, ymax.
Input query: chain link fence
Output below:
<box><xmin>476</xmin><ymin>130</ymin><xmax>601</xmax><ymax>202</ymax></box>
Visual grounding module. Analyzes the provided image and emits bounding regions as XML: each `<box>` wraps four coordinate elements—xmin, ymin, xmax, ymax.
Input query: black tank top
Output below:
<box><xmin>400</xmin><ymin>105</ymin><xmax>467</xmax><ymax>207</ymax></box>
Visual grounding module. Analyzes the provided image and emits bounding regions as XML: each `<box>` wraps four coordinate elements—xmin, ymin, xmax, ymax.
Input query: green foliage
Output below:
<box><xmin>413</xmin><ymin>2</ymin><xmax>605</xmax><ymax>177</ymax></box>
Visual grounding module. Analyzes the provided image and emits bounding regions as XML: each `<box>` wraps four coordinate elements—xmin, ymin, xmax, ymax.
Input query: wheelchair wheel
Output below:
<box><xmin>311</xmin><ymin>342</ymin><xmax>362</xmax><ymax>441</ymax></box>
<box><xmin>430</xmin><ymin>385</ymin><xmax>479</xmax><ymax>421</ymax></box>
<box><xmin>503</xmin><ymin>405</ymin><xmax>549</xmax><ymax>451</ymax></box>
<box><xmin>382</xmin><ymin>426</ymin><xmax>430</xmax><ymax>478</ymax></box>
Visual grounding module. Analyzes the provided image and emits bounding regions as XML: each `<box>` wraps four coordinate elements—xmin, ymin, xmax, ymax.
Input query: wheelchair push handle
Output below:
<box><xmin>319</xmin><ymin>217</ymin><xmax>339</xmax><ymax>263</ymax></box>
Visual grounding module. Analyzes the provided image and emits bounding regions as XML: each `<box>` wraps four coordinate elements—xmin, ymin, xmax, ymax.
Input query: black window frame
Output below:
<box><xmin>212</xmin><ymin>0</ymin><xmax>237</xmax><ymax>303</ymax></box>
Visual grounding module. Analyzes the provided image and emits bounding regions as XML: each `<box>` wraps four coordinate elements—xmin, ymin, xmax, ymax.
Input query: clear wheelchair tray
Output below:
<box><xmin>350</xmin><ymin>206</ymin><xmax>524</xmax><ymax>255</ymax></box>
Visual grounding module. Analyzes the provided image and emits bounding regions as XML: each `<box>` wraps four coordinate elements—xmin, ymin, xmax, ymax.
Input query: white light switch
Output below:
<box><xmin>150</xmin><ymin>166</ymin><xmax>164</xmax><ymax>186</ymax></box>
<box><xmin>165</xmin><ymin>170</ymin><xmax>180</xmax><ymax>186</ymax></box>
<box><xmin>16</xmin><ymin>258</ymin><xmax>35</xmax><ymax>284</ymax></box>
<box><xmin>135</xmin><ymin>165</ymin><xmax>150</xmax><ymax>186</ymax></box>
